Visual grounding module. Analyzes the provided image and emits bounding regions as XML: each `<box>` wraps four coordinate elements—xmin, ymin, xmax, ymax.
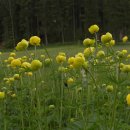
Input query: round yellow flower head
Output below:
<box><xmin>29</xmin><ymin>36</ymin><xmax>41</xmax><ymax>46</ymax></box>
<box><xmin>122</xmin><ymin>49</ymin><xmax>127</xmax><ymax>55</ymax></box>
<box><xmin>70</xmin><ymin>118</ymin><xmax>75</xmax><ymax>123</ymax></box>
<box><xmin>84</xmin><ymin>47</ymin><xmax>95</xmax><ymax>57</ymax></box>
<box><xmin>16</xmin><ymin>39</ymin><xmax>28</xmax><ymax>51</ymax></box>
<box><xmin>0</xmin><ymin>92</ymin><xmax>5</xmax><ymax>99</ymax></box>
<box><xmin>83</xmin><ymin>38</ymin><xmax>95</xmax><ymax>46</ymax></box>
<box><xmin>67</xmin><ymin>78</ymin><xmax>74</xmax><ymax>85</ymax></box>
<box><xmin>76</xmin><ymin>87</ymin><xmax>82</xmax><ymax>93</ymax></box>
<box><xmin>88</xmin><ymin>24</ymin><xmax>99</xmax><ymax>34</ymax></box>
<box><xmin>14</xmin><ymin>74</ymin><xmax>20</xmax><ymax>80</ymax></box>
<box><xmin>96</xmin><ymin>50</ymin><xmax>105</xmax><ymax>58</ymax></box>
<box><xmin>21</xmin><ymin>62</ymin><xmax>31</xmax><ymax>69</ymax></box>
<box><xmin>40</xmin><ymin>54</ymin><xmax>45</xmax><ymax>59</ymax></box>
<box><xmin>11</xmin><ymin>93</ymin><xmax>16</xmax><ymax>98</ymax></box>
<box><xmin>10</xmin><ymin>52</ymin><xmax>16</xmax><ymax>57</ymax></box>
<box><xmin>83</xmin><ymin>61</ymin><xmax>89</xmax><ymax>70</ymax></box>
<box><xmin>120</xmin><ymin>64</ymin><xmax>130</xmax><ymax>73</ymax></box>
<box><xmin>49</xmin><ymin>105</ymin><xmax>55</xmax><ymax>110</ymax></box>
<box><xmin>44</xmin><ymin>58</ymin><xmax>52</xmax><ymax>66</ymax></box>
<box><xmin>56</xmin><ymin>55</ymin><xmax>66</xmax><ymax>64</ymax></box>
<box><xmin>8</xmin><ymin>57</ymin><xmax>14</xmax><ymax>63</ymax></box>
<box><xmin>119</xmin><ymin>63</ymin><xmax>124</xmax><ymax>68</ymax></box>
<box><xmin>58</xmin><ymin>66</ymin><xmax>68</xmax><ymax>73</ymax></box>
<box><xmin>11</xmin><ymin>59</ymin><xmax>21</xmax><ymax>67</ymax></box>
<box><xmin>126</xmin><ymin>94</ymin><xmax>130</xmax><ymax>105</ymax></box>
<box><xmin>68</xmin><ymin>57</ymin><xmax>75</xmax><ymax>65</ymax></box>
<box><xmin>9</xmin><ymin>77</ymin><xmax>15</xmax><ymax>82</ymax></box>
<box><xmin>58</xmin><ymin>52</ymin><xmax>66</xmax><ymax>56</ymax></box>
<box><xmin>31</xmin><ymin>60</ymin><xmax>42</xmax><ymax>71</ymax></box>
<box><xmin>127</xmin><ymin>54</ymin><xmax>130</xmax><ymax>59</ymax></box>
<box><xmin>110</xmin><ymin>40</ymin><xmax>115</xmax><ymax>46</ymax></box>
<box><xmin>27</xmin><ymin>72</ymin><xmax>33</xmax><ymax>76</ymax></box>
<box><xmin>122</xmin><ymin>36</ymin><xmax>128</xmax><ymax>43</ymax></box>
<box><xmin>106</xmin><ymin>85</ymin><xmax>113</xmax><ymax>92</ymax></box>
<box><xmin>101</xmin><ymin>32</ymin><xmax>113</xmax><ymax>43</ymax></box>
<box><xmin>73</xmin><ymin>56</ymin><xmax>85</xmax><ymax>68</ymax></box>
<box><xmin>31</xmin><ymin>53</ymin><xmax>34</xmax><ymax>56</ymax></box>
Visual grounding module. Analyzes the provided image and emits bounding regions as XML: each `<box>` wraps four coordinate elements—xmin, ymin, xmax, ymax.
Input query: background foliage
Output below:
<box><xmin>0</xmin><ymin>0</ymin><xmax>130</xmax><ymax>47</ymax></box>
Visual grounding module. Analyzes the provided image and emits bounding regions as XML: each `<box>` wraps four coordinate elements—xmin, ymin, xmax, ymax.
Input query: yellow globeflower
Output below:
<box><xmin>29</xmin><ymin>36</ymin><xmax>41</xmax><ymax>46</ymax></box>
<box><xmin>27</xmin><ymin>72</ymin><xmax>33</xmax><ymax>76</ymax></box>
<box><xmin>16</xmin><ymin>39</ymin><xmax>28</xmax><ymax>51</ymax></box>
<box><xmin>10</xmin><ymin>52</ymin><xmax>16</xmax><ymax>57</ymax></box>
<box><xmin>8</xmin><ymin>57</ymin><xmax>14</xmax><ymax>63</ymax></box>
<box><xmin>84</xmin><ymin>47</ymin><xmax>95</xmax><ymax>57</ymax></box>
<box><xmin>11</xmin><ymin>93</ymin><xmax>16</xmax><ymax>98</ymax></box>
<box><xmin>122</xmin><ymin>36</ymin><xmax>128</xmax><ymax>43</ymax></box>
<box><xmin>44</xmin><ymin>58</ymin><xmax>52</xmax><ymax>66</ymax></box>
<box><xmin>68</xmin><ymin>57</ymin><xmax>75</xmax><ymax>65</ymax></box>
<box><xmin>14</xmin><ymin>74</ymin><xmax>20</xmax><ymax>80</ymax></box>
<box><xmin>56</xmin><ymin>55</ymin><xmax>66</xmax><ymax>63</ymax></box>
<box><xmin>21</xmin><ymin>62</ymin><xmax>31</xmax><ymax>69</ymax></box>
<box><xmin>31</xmin><ymin>60</ymin><xmax>42</xmax><ymax>71</ymax></box>
<box><xmin>73</xmin><ymin>56</ymin><xmax>85</xmax><ymax>68</ymax></box>
<box><xmin>127</xmin><ymin>54</ymin><xmax>130</xmax><ymax>59</ymax></box>
<box><xmin>122</xmin><ymin>49</ymin><xmax>127</xmax><ymax>55</ymax></box>
<box><xmin>96</xmin><ymin>50</ymin><xmax>105</xmax><ymax>58</ymax></box>
<box><xmin>120</xmin><ymin>65</ymin><xmax>130</xmax><ymax>73</ymax></box>
<box><xmin>101</xmin><ymin>32</ymin><xmax>113</xmax><ymax>43</ymax></box>
<box><xmin>126</xmin><ymin>94</ymin><xmax>130</xmax><ymax>105</ymax></box>
<box><xmin>11</xmin><ymin>59</ymin><xmax>21</xmax><ymax>67</ymax></box>
<box><xmin>88</xmin><ymin>24</ymin><xmax>99</xmax><ymax>34</ymax></box>
<box><xmin>67</xmin><ymin>78</ymin><xmax>74</xmax><ymax>85</ymax></box>
<box><xmin>40</xmin><ymin>55</ymin><xmax>45</xmax><ymax>59</ymax></box>
<box><xmin>106</xmin><ymin>85</ymin><xmax>113</xmax><ymax>92</ymax></box>
<box><xmin>110</xmin><ymin>40</ymin><xmax>115</xmax><ymax>46</ymax></box>
<box><xmin>0</xmin><ymin>92</ymin><xmax>5</xmax><ymax>99</ymax></box>
<box><xmin>83</xmin><ymin>38</ymin><xmax>95</xmax><ymax>46</ymax></box>
<box><xmin>59</xmin><ymin>52</ymin><xmax>66</xmax><ymax>56</ymax></box>
<box><xmin>83</xmin><ymin>61</ymin><xmax>89</xmax><ymax>70</ymax></box>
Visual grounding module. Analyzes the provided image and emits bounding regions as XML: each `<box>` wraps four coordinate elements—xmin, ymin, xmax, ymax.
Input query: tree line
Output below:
<box><xmin>0</xmin><ymin>0</ymin><xmax>130</xmax><ymax>48</ymax></box>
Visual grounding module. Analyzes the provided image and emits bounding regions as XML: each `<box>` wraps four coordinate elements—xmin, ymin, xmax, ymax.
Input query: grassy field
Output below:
<box><xmin>0</xmin><ymin>43</ymin><xmax>130</xmax><ymax>130</ymax></box>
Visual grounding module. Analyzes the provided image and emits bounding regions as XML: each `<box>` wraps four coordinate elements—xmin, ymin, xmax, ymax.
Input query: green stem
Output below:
<box><xmin>85</xmin><ymin>69</ymin><xmax>98</xmax><ymax>89</ymax></box>
<box><xmin>59</xmin><ymin>72</ymin><xmax>64</xmax><ymax>129</ymax></box>
<box><xmin>4</xmin><ymin>99</ymin><xmax>7</xmax><ymax>130</ymax></box>
<box><xmin>34</xmin><ymin>72</ymin><xmax>42</xmax><ymax>130</ymax></box>
<box><xmin>110</xmin><ymin>63</ymin><xmax>119</xmax><ymax>130</ymax></box>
